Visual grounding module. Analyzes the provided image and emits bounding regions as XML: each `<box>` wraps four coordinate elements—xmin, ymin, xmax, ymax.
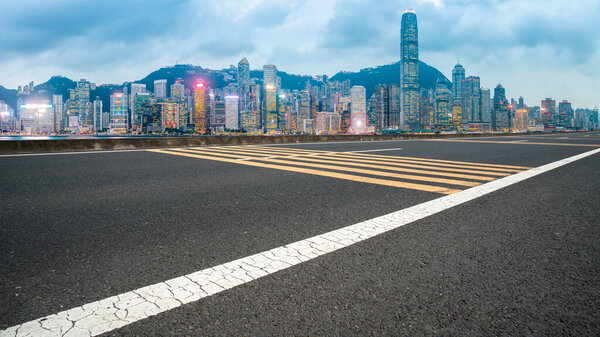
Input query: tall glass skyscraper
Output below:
<box><xmin>400</xmin><ymin>9</ymin><xmax>419</xmax><ymax>129</ymax></box>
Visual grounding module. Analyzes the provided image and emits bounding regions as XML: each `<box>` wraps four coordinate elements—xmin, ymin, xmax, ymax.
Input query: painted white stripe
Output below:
<box><xmin>346</xmin><ymin>148</ymin><xmax>404</xmax><ymax>153</ymax></box>
<box><xmin>2</xmin><ymin>148</ymin><xmax>599</xmax><ymax>337</ymax></box>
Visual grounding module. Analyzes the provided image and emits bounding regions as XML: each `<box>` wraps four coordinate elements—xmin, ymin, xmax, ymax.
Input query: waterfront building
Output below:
<box><xmin>400</xmin><ymin>9</ymin><xmax>420</xmax><ymax>129</ymax></box>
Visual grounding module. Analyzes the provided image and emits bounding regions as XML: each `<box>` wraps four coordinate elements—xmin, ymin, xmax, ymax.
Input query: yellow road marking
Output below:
<box><xmin>149</xmin><ymin>149</ymin><xmax>461</xmax><ymax>194</ymax></box>
<box><xmin>424</xmin><ymin>139</ymin><xmax>600</xmax><ymax>148</ymax></box>
<box><xmin>176</xmin><ymin>148</ymin><xmax>481</xmax><ymax>187</ymax></box>
<box><xmin>194</xmin><ymin>147</ymin><xmax>514</xmax><ymax>177</ymax></box>
<box><xmin>194</xmin><ymin>147</ymin><xmax>498</xmax><ymax>181</ymax></box>
<box><xmin>240</xmin><ymin>145</ymin><xmax>532</xmax><ymax>170</ymax></box>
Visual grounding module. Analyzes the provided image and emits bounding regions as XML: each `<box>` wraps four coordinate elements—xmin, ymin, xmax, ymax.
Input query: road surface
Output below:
<box><xmin>1</xmin><ymin>133</ymin><xmax>599</xmax><ymax>336</ymax></box>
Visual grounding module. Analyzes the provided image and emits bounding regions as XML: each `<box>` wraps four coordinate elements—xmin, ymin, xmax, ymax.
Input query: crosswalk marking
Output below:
<box><xmin>149</xmin><ymin>146</ymin><xmax>530</xmax><ymax>194</ymax></box>
<box><xmin>190</xmin><ymin>147</ymin><xmax>501</xmax><ymax>181</ymax></box>
<box><xmin>149</xmin><ymin>149</ymin><xmax>461</xmax><ymax>194</ymax></box>
<box><xmin>214</xmin><ymin>147</ymin><xmax>514</xmax><ymax>177</ymax></box>
<box><xmin>172</xmin><ymin>148</ymin><xmax>481</xmax><ymax>187</ymax></box>
<box><xmin>239</xmin><ymin>145</ymin><xmax>532</xmax><ymax>170</ymax></box>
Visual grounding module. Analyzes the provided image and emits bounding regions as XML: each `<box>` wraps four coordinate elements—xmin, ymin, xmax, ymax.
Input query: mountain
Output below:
<box><xmin>34</xmin><ymin>76</ymin><xmax>76</xmax><ymax>97</ymax></box>
<box><xmin>0</xmin><ymin>60</ymin><xmax>449</xmax><ymax>111</ymax></box>
<box><xmin>330</xmin><ymin>60</ymin><xmax>449</xmax><ymax>98</ymax></box>
<box><xmin>0</xmin><ymin>85</ymin><xmax>17</xmax><ymax>111</ymax></box>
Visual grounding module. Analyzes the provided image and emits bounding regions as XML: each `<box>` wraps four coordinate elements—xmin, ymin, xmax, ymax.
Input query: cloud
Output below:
<box><xmin>0</xmin><ymin>0</ymin><xmax>598</xmax><ymax>107</ymax></box>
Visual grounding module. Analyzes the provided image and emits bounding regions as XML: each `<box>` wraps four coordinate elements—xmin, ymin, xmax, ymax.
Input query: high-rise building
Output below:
<box><xmin>154</xmin><ymin>79</ymin><xmax>167</xmax><ymax>99</ymax></box>
<box><xmin>541</xmin><ymin>98</ymin><xmax>556</xmax><ymax>130</ymax></box>
<box><xmin>109</xmin><ymin>93</ymin><xmax>128</xmax><ymax>133</ymax></box>
<box><xmin>52</xmin><ymin>94</ymin><xmax>64</xmax><ymax>132</ymax></box>
<box><xmin>400</xmin><ymin>9</ymin><xmax>420</xmax><ymax>129</ymax></box>
<box><xmin>461</xmin><ymin>76</ymin><xmax>481</xmax><ymax>123</ymax></box>
<box><xmin>373</xmin><ymin>84</ymin><xmax>389</xmax><ymax>130</ymax></box>
<box><xmin>388</xmin><ymin>84</ymin><xmax>401</xmax><ymax>128</ymax></box>
<box><xmin>263</xmin><ymin>65</ymin><xmax>278</xmax><ymax>131</ymax></box>
<box><xmin>93</xmin><ymin>97</ymin><xmax>103</xmax><ymax>131</ymax></box>
<box><xmin>238</xmin><ymin>57</ymin><xmax>251</xmax><ymax>124</ymax></box>
<box><xmin>170</xmin><ymin>82</ymin><xmax>184</xmax><ymax>100</ymax></box>
<box><xmin>349</xmin><ymin>86</ymin><xmax>368</xmax><ymax>134</ymax></box>
<box><xmin>434</xmin><ymin>79</ymin><xmax>452</xmax><ymax>126</ymax></box>
<box><xmin>225</xmin><ymin>95</ymin><xmax>239</xmax><ymax>130</ymax></box>
<box><xmin>452</xmin><ymin>62</ymin><xmax>465</xmax><ymax>106</ymax></box>
<box><xmin>192</xmin><ymin>82</ymin><xmax>208</xmax><ymax>133</ymax></box>
<box><xmin>18</xmin><ymin>101</ymin><xmax>55</xmax><ymax>134</ymax></box>
<box><xmin>160</xmin><ymin>102</ymin><xmax>179</xmax><ymax>130</ymax></box>
<box><xmin>134</xmin><ymin>93</ymin><xmax>151</xmax><ymax>129</ymax></box>
<box><xmin>493</xmin><ymin>85</ymin><xmax>510</xmax><ymax>131</ymax></box>
<box><xmin>557</xmin><ymin>100</ymin><xmax>573</xmax><ymax>128</ymax></box>
<box><xmin>130</xmin><ymin>83</ymin><xmax>146</xmax><ymax>129</ymax></box>
<box><xmin>297</xmin><ymin>91</ymin><xmax>311</xmax><ymax>130</ymax></box>
<box><xmin>212</xmin><ymin>99</ymin><xmax>226</xmax><ymax>129</ymax></box>
<box><xmin>513</xmin><ymin>108</ymin><xmax>528</xmax><ymax>132</ymax></box>
<box><xmin>480</xmin><ymin>89</ymin><xmax>492</xmax><ymax>123</ymax></box>
<box><xmin>74</xmin><ymin>80</ymin><xmax>91</xmax><ymax>129</ymax></box>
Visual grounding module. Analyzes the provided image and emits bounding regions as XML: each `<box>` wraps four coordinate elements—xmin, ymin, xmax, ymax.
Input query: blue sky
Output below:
<box><xmin>0</xmin><ymin>0</ymin><xmax>598</xmax><ymax>108</ymax></box>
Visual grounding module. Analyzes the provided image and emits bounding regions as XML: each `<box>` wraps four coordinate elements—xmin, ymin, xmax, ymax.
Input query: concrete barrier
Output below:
<box><xmin>0</xmin><ymin>132</ymin><xmax>581</xmax><ymax>155</ymax></box>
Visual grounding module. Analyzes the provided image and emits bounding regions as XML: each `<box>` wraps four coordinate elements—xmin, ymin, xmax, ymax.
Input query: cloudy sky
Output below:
<box><xmin>1</xmin><ymin>0</ymin><xmax>598</xmax><ymax>108</ymax></box>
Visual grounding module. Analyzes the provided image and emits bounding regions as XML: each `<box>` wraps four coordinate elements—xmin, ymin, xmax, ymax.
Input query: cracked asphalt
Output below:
<box><xmin>1</xmin><ymin>132</ymin><xmax>599</xmax><ymax>336</ymax></box>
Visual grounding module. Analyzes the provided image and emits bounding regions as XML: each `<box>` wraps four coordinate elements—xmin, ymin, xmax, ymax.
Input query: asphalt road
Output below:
<box><xmin>1</xmin><ymin>132</ymin><xmax>599</xmax><ymax>336</ymax></box>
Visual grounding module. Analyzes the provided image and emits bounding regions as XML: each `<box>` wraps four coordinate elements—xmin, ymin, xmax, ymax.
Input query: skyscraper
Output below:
<box><xmin>109</xmin><ymin>93</ymin><xmax>127</xmax><ymax>133</ymax></box>
<box><xmin>349</xmin><ymin>85</ymin><xmax>367</xmax><ymax>134</ymax></box>
<box><xmin>93</xmin><ymin>97</ymin><xmax>103</xmax><ymax>131</ymax></box>
<box><xmin>237</xmin><ymin>57</ymin><xmax>251</xmax><ymax>129</ymax></box>
<box><xmin>170</xmin><ymin>82</ymin><xmax>185</xmax><ymax>100</ymax></box>
<box><xmin>558</xmin><ymin>100</ymin><xmax>573</xmax><ymax>128</ymax></box>
<box><xmin>400</xmin><ymin>9</ymin><xmax>420</xmax><ymax>129</ymax></box>
<box><xmin>461</xmin><ymin>76</ymin><xmax>481</xmax><ymax>123</ymax></box>
<box><xmin>192</xmin><ymin>82</ymin><xmax>208</xmax><ymax>134</ymax></box>
<box><xmin>130</xmin><ymin>83</ymin><xmax>146</xmax><ymax>130</ymax></box>
<box><xmin>493</xmin><ymin>84</ymin><xmax>510</xmax><ymax>131</ymax></box>
<box><xmin>434</xmin><ymin>79</ymin><xmax>452</xmax><ymax>126</ymax></box>
<box><xmin>154</xmin><ymin>79</ymin><xmax>167</xmax><ymax>99</ymax></box>
<box><xmin>541</xmin><ymin>98</ymin><xmax>556</xmax><ymax>129</ymax></box>
<box><xmin>225</xmin><ymin>95</ymin><xmax>239</xmax><ymax>130</ymax></box>
<box><xmin>480</xmin><ymin>89</ymin><xmax>492</xmax><ymax>123</ymax></box>
<box><xmin>263</xmin><ymin>65</ymin><xmax>278</xmax><ymax>131</ymax></box>
<box><xmin>452</xmin><ymin>62</ymin><xmax>465</xmax><ymax>103</ymax></box>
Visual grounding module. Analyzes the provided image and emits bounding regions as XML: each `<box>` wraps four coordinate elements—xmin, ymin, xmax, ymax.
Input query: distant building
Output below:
<box><xmin>154</xmin><ymin>79</ymin><xmax>167</xmax><ymax>99</ymax></box>
<box><xmin>434</xmin><ymin>79</ymin><xmax>451</xmax><ymax>127</ymax></box>
<box><xmin>461</xmin><ymin>76</ymin><xmax>481</xmax><ymax>123</ymax></box>
<box><xmin>109</xmin><ymin>93</ymin><xmax>128</xmax><ymax>133</ymax></box>
<box><xmin>170</xmin><ymin>82</ymin><xmax>184</xmax><ymax>100</ymax></box>
<box><xmin>19</xmin><ymin>101</ymin><xmax>55</xmax><ymax>134</ymax></box>
<box><xmin>191</xmin><ymin>83</ymin><xmax>208</xmax><ymax>133</ymax></box>
<box><xmin>400</xmin><ymin>9</ymin><xmax>420</xmax><ymax>129</ymax></box>
<box><xmin>452</xmin><ymin>62</ymin><xmax>465</xmax><ymax>105</ymax></box>
<box><xmin>93</xmin><ymin>97</ymin><xmax>103</xmax><ymax>131</ymax></box>
<box><xmin>238</xmin><ymin>57</ymin><xmax>251</xmax><ymax>128</ymax></box>
<box><xmin>557</xmin><ymin>100</ymin><xmax>573</xmax><ymax>128</ymax></box>
<box><xmin>53</xmin><ymin>94</ymin><xmax>64</xmax><ymax>132</ymax></box>
<box><xmin>541</xmin><ymin>98</ymin><xmax>556</xmax><ymax>130</ymax></box>
<box><xmin>160</xmin><ymin>102</ymin><xmax>179</xmax><ymax>130</ymax></box>
<box><xmin>315</xmin><ymin>112</ymin><xmax>341</xmax><ymax>134</ymax></box>
<box><xmin>480</xmin><ymin>89</ymin><xmax>492</xmax><ymax>123</ymax></box>
<box><xmin>263</xmin><ymin>65</ymin><xmax>278</xmax><ymax>131</ymax></box>
<box><xmin>349</xmin><ymin>86</ymin><xmax>368</xmax><ymax>134</ymax></box>
<box><xmin>225</xmin><ymin>95</ymin><xmax>239</xmax><ymax>130</ymax></box>
<box><xmin>493</xmin><ymin>84</ymin><xmax>510</xmax><ymax>131</ymax></box>
<box><xmin>513</xmin><ymin>108</ymin><xmax>528</xmax><ymax>132</ymax></box>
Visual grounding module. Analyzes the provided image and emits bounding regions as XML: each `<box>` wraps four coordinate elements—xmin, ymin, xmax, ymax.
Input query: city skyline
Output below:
<box><xmin>0</xmin><ymin>0</ymin><xmax>598</xmax><ymax>109</ymax></box>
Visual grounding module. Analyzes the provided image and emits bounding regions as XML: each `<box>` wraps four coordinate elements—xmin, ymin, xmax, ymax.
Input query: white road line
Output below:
<box><xmin>2</xmin><ymin>148</ymin><xmax>599</xmax><ymax>337</ymax></box>
<box><xmin>346</xmin><ymin>148</ymin><xmax>403</xmax><ymax>153</ymax></box>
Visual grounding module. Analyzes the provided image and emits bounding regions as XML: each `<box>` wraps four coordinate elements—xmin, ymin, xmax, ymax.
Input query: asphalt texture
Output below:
<box><xmin>1</xmin><ymin>132</ymin><xmax>599</xmax><ymax>336</ymax></box>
